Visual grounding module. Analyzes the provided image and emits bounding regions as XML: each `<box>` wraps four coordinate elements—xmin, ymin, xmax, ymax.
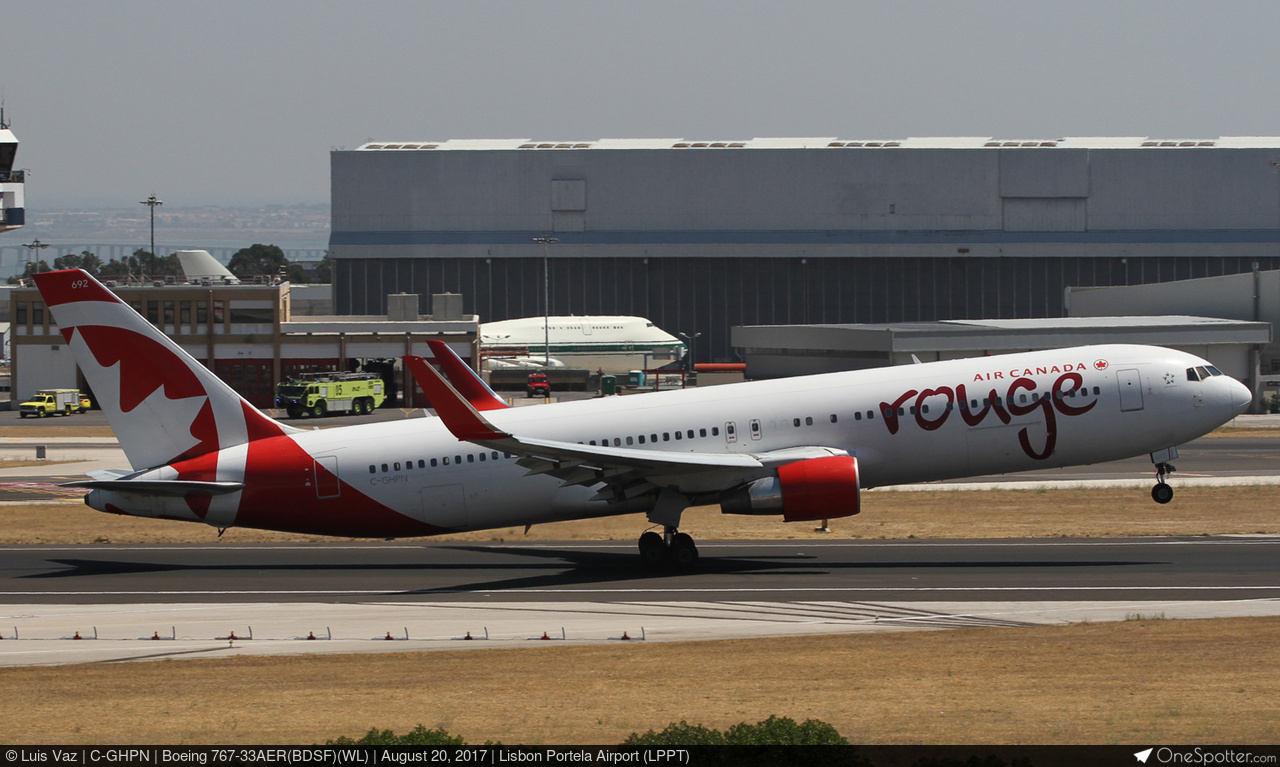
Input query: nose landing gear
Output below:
<box><xmin>1149</xmin><ymin>447</ymin><xmax>1179</xmax><ymax>504</ymax></box>
<box><xmin>638</xmin><ymin>526</ymin><xmax>699</xmax><ymax>568</ymax></box>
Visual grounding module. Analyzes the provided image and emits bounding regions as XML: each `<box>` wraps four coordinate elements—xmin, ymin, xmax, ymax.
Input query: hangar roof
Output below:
<box><xmin>354</xmin><ymin>137</ymin><xmax>1280</xmax><ymax>151</ymax></box>
<box><xmin>734</xmin><ymin>316</ymin><xmax>1272</xmax><ymax>354</ymax></box>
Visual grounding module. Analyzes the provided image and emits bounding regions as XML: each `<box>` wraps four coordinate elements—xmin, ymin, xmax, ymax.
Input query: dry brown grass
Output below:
<box><xmin>0</xmin><ymin>460</ymin><xmax>77</xmax><ymax>469</ymax></box>
<box><xmin>0</xmin><ymin>617</ymin><xmax>1276</xmax><ymax>745</ymax></box>
<box><xmin>1200</xmin><ymin>426</ymin><xmax>1280</xmax><ymax>438</ymax></box>
<box><xmin>6</xmin><ymin>485</ymin><xmax>1280</xmax><ymax>545</ymax></box>
<box><xmin>0</xmin><ymin>426</ymin><xmax>117</xmax><ymax>438</ymax></box>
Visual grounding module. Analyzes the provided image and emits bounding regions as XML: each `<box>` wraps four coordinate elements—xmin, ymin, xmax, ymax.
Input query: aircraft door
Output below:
<box><xmin>749</xmin><ymin>419</ymin><xmax>763</xmax><ymax>440</ymax></box>
<box><xmin>420</xmin><ymin>484</ymin><xmax>467</xmax><ymax>530</ymax></box>
<box><xmin>314</xmin><ymin>456</ymin><xmax>341</xmax><ymax>499</ymax></box>
<box><xmin>725</xmin><ymin>422</ymin><xmax>738</xmax><ymax>444</ymax></box>
<box><xmin>1117</xmin><ymin>369</ymin><xmax>1144</xmax><ymax>412</ymax></box>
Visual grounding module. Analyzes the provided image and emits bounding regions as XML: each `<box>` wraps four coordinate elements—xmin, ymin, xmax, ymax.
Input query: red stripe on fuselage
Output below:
<box><xmin>178</xmin><ymin>434</ymin><xmax>448</xmax><ymax>538</ymax></box>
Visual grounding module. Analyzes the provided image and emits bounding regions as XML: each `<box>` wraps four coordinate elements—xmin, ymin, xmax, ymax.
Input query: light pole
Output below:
<box><xmin>140</xmin><ymin>193</ymin><xmax>162</xmax><ymax>276</ymax></box>
<box><xmin>533</xmin><ymin>235</ymin><xmax>558</xmax><ymax>365</ymax></box>
<box><xmin>22</xmin><ymin>238</ymin><xmax>49</xmax><ymax>275</ymax></box>
<box><xmin>677</xmin><ymin>331</ymin><xmax>701</xmax><ymax>376</ymax></box>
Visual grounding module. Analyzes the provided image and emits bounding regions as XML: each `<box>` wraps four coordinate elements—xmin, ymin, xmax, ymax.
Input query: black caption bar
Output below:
<box><xmin>3</xmin><ymin>746</ymin><xmax>1280</xmax><ymax>767</ymax></box>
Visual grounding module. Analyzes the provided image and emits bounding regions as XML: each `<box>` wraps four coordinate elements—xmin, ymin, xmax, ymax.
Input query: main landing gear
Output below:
<box><xmin>1152</xmin><ymin>461</ymin><xmax>1176</xmax><ymax>504</ymax></box>
<box><xmin>638</xmin><ymin>527</ymin><xmax>699</xmax><ymax>568</ymax></box>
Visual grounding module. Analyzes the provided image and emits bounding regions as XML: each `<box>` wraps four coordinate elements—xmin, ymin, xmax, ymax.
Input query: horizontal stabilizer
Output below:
<box><xmin>61</xmin><ymin>479</ymin><xmax>246</xmax><ymax>497</ymax></box>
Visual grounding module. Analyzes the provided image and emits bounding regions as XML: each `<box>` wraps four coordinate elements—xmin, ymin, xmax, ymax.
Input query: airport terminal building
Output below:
<box><xmin>329</xmin><ymin>136</ymin><xmax>1280</xmax><ymax>363</ymax></box>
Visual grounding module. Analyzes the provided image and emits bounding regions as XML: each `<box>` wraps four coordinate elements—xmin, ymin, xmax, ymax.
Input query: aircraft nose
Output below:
<box><xmin>1229</xmin><ymin>378</ymin><xmax>1253</xmax><ymax>415</ymax></box>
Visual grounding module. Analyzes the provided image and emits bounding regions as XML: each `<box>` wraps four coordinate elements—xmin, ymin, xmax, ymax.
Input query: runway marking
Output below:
<box><xmin>4</xmin><ymin>585</ymin><xmax>1280</xmax><ymax>597</ymax></box>
<box><xmin>2</xmin><ymin>538</ymin><xmax>1279</xmax><ymax>553</ymax></box>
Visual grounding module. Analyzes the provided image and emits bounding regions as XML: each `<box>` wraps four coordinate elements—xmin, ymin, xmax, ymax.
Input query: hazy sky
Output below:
<box><xmin>4</xmin><ymin>0</ymin><xmax>1280</xmax><ymax>210</ymax></box>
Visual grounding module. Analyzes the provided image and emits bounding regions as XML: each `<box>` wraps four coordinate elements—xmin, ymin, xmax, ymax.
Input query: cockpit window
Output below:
<box><xmin>1187</xmin><ymin>365</ymin><xmax>1225</xmax><ymax>382</ymax></box>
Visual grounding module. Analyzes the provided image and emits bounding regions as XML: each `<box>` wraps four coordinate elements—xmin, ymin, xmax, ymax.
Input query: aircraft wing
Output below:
<box><xmin>405</xmin><ymin>354</ymin><xmax>845</xmax><ymax>502</ymax></box>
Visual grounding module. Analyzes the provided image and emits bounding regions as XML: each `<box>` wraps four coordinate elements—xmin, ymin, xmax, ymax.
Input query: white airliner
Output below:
<box><xmin>481</xmin><ymin>315</ymin><xmax>685</xmax><ymax>373</ymax></box>
<box><xmin>35</xmin><ymin>268</ymin><xmax>1252</xmax><ymax>566</ymax></box>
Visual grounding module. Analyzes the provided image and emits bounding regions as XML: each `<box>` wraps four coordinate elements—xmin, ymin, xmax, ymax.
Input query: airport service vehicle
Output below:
<box><xmin>275</xmin><ymin>373</ymin><xmax>384</xmax><ymax>418</ymax></box>
<box><xmin>526</xmin><ymin>373</ymin><xmax>551</xmax><ymax>398</ymax></box>
<box><xmin>35</xmin><ymin>268</ymin><xmax>1252</xmax><ymax>567</ymax></box>
<box><xmin>19</xmin><ymin>388</ymin><xmax>87</xmax><ymax>417</ymax></box>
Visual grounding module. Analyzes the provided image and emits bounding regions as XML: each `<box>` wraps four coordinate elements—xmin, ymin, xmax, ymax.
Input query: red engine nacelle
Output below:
<box><xmin>719</xmin><ymin>455</ymin><xmax>861</xmax><ymax>523</ymax></box>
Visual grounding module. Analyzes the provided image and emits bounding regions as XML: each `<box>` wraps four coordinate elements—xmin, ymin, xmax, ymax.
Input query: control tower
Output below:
<box><xmin>0</xmin><ymin>108</ymin><xmax>24</xmax><ymax>234</ymax></box>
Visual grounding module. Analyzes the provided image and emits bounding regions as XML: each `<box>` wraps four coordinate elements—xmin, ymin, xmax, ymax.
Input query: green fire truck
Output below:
<box><xmin>275</xmin><ymin>373</ymin><xmax>385</xmax><ymax>418</ymax></box>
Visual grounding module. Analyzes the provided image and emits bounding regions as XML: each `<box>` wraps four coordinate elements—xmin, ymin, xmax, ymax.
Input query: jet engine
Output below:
<box><xmin>719</xmin><ymin>455</ymin><xmax>860</xmax><ymax>522</ymax></box>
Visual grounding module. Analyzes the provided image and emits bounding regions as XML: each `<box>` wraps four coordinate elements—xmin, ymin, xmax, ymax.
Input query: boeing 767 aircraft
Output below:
<box><xmin>34</xmin><ymin>269</ymin><xmax>1252</xmax><ymax>566</ymax></box>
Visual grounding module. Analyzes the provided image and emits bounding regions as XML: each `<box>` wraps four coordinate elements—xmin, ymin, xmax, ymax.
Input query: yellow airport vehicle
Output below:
<box><xmin>19</xmin><ymin>388</ymin><xmax>88</xmax><ymax>418</ymax></box>
<box><xmin>275</xmin><ymin>373</ymin><xmax>385</xmax><ymax>418</ymax></box>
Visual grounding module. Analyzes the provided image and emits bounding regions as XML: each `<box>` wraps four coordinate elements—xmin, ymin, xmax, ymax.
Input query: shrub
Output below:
<box><xmin>624</xmin><ymin>715</ymin><xmax>847</xmax><ymax>746</ymax></box>
<box><xmin>328</xmin><ymin>725</ymin><xmax>467</xmax><ymax>746</ymax></box>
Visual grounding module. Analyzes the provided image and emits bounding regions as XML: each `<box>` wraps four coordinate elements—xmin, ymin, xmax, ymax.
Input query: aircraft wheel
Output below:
<box><xmin>312</xmin><ymin>401</ymin><xmax>326</xmax><ymax>418</ymax></box>
<box><xmin>638</xmin><ymin>531</ymin><xmax>666</xmax><ymax>567</ymax></box>
<box><xmin>670</xmin><ymin>533</ymin><xmax>699</xmax><ymax>568</ymax></box>
<box><xmin>1152</xmin><ymin>482</ymin><xmax>1174</xmax><ymax>504</ymax></box>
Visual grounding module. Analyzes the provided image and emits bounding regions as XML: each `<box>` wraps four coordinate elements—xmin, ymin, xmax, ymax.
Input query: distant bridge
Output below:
<box><xmin>0</xmin><ymin>244</ymin><xmax>327</xmax><ymax>278</ymax></box>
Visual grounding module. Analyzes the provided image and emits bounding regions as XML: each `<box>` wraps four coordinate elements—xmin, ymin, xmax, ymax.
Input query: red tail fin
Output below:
<box><xmin>33</xmin><ymin>269</ymin><xmax>298</xmax><ymax>470</ymax></box>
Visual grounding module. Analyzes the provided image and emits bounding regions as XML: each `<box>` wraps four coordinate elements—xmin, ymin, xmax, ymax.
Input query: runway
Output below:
<box><xmin>1</xmin><ymin>415</ymin><xmax>1277</xmax><ymax>665</ymax></box>
<box><xmin>1</xmin><ymin>537</ymin><xmax>1278</xmax><ymax>666</ymax></box>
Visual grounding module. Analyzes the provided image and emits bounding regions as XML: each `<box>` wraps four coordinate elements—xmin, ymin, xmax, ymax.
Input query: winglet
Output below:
<box><xmin>404</xmin><ymin>355</ymin><xmax>510</xmax><ymax>441</ymax></box>
<box><xmin>426</xmin><ymin>340</ymin><xmax>509</xmax><ymax>411</ymax></box>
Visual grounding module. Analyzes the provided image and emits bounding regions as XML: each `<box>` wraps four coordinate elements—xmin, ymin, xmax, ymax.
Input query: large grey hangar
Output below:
<box><xmin>329</xmin><ymin>136</ymin><xmax>1280</xmax><ymax>363</ymax></box>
